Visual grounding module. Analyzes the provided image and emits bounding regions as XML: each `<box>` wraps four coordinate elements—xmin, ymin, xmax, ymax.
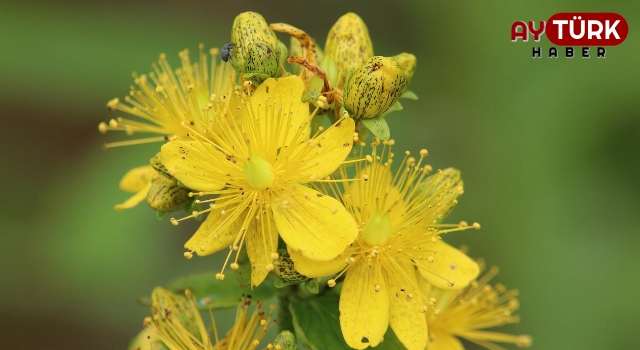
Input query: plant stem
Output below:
<box><xmin>276</xmin><ymin>285</ymin><xmax>295</xmax><ymax>333</ymax></box>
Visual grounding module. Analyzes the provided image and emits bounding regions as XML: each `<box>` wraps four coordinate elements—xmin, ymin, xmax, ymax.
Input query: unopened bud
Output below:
<box><xmin>343</xmin><ymin>56</ymin><xmax>407</xmax><ymax>119</ymax></box>
<box><xmin>229</xmin><ymin>11</ymin><xmax>287</xmax><ymax>85</ymax></box>
<box><xmin>146</xmin><ymin>175</ymin><xmax>192</xmax><ymax>212</ymax></box>
<box><xmin>273</xmin><ymin>330</ymin><xmax>297</xmax><ymax>350</ymax></box>
<box><xmin>324</xmin><ymin>12</ymin><xmax>374</xmax><ymax>86</ymax></box>
<box><xmin>393</xmin><ymin>52</ymin><xmax>417</xmax><ymax>83</ymax></box>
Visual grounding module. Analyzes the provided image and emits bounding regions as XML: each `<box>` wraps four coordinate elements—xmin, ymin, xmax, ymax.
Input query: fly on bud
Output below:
<box><xmin>324</xmin><ymin>12</ymin><xmax>374</xmax><ymax>86</ymax></box>
<box><xmin>343</xmin><ymin>56</ymin><xmax>407</xmax><ymax>120</ymax></box>
<box><xmin>229</xmin><ymin>11</ymin><xmax>287</xmax><ymax>85</ymax></box>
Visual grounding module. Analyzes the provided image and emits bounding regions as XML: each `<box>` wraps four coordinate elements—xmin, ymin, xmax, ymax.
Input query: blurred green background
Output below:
<box><xmin>1</xmin><ymin>1</ymin><xmax>638</xmax><ymax>349</ymax></box>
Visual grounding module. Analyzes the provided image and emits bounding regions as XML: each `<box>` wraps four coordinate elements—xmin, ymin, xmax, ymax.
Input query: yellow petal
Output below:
<box><xmin>283</xmin><ymin>117</ymin><xmax>355</xmax><ymax>182</ymax></box>
<box><xmin>184</xmin><ymin>208</ymin><xmax>241</xmax><ymax>256</ymax></box>
<box><xmin>245</xmin><ymin>209</ymin><xmax>279</xmax><ymax>287</ymax></box>
<box><xmin>287</xmin><ymin>246</ymin><xmax>346</xmax><ymax>278</ymax></box>
<box><xmin>119</xmin><ymin>165</ymin><xmax>156</xmax><ymax>193</ymax></box>
<box><xmin>114</xmin><ymin>182</ymin><xmax>152</xmax><ymax>211</ymax></box>
<box><xmin>245</xmin><ymin>76</ymin><xmax>310</xmax><ymax>155</ymax></box>
<box><xmin>272</xmin><ymin>184</ymin><xmax>358</xmax><ymax>261</ymax></box>
<box><xmin>161</xmin><ymin>140</ymin><xmax>228</xmax><ymax>192</ymax></box>
<box><xmin>416</xmin><ymin>241</ymin><xmax>479</xmax><ymax>290</ymax></box>
<box><xmin>386</xmin><ymin>259</ymin><xmax>428</xmax><ymax>350</ymax></box>
<box><xmin>339</xmin><ymin>259</ymin><xmax>389</xmax><ymax>349</ymax></box>
<box><xmin>428</xmin><ymin>332</ymin><xmax>464</xmax><ymax>350</ymax></box>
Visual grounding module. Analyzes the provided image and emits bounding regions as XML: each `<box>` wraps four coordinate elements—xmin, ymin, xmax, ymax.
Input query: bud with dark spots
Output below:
<box><xmin>229</xmin><ymin>11</ymin><xmax>287</xmax><ymax>85</ymax></box>
<box><xmin>343</xmin><ymin>56</ymin><xmax>407</xmax><ymax>120</ymax></box>
<box><xmin>393</xmin><ymin>52</ymin><xmax>417</xmax><ymax>83</ymax></box>
<box><xmin>324</xmin><ymin>12</ymin><xmax>374</xmax><ymax>86</ymax></box>
<box><xmin>274</xmin><ymin>252</ymin><xmax>309</xmax><ymax>284</ymax></box>
<box><xmin>146</xmin><ymin>174</ymin><xmax>192</xmax><ymax>212</ymax></box>
<box><xmin>274</xmin><ymin>330</ymin><xmax>298</xmax><ymax>350</ymax></box>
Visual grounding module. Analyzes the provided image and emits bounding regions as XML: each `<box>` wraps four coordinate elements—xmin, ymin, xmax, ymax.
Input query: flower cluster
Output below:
<box><xmin>102</xmin><ymin>11</ymin><xmax>531</xmax><ymax>350</ymax></box>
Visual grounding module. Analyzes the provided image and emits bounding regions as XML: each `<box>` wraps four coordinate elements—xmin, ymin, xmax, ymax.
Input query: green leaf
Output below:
<box><xmin>290</xmin><ymin>292</ymin><xmax>350</xmax><ymax>350</ymax></box>
<box><xmin>302</xmin><ymin>279</ymin><xmax>319</xmax><ymax>294</ymax></box>
<box><xmin>360</xmin><ymin>116</ymin><xmax>390</xmax><ymax>140</ymax></box>
<box><xmin>167</xmin><ymin>271</ymin><xmax>275</xmax><ymax>311</ymax></box>
<box><xmin>381</xmin><ymin>101</ymin><xmax>403</xmax><ymax>117</ymax></box>
<box><xmin>155</xmin><ymin>210</ymin><xmax>169</xmax><ymax>219</ymax></box>
<box><xmin>401</xmin><ymin>90</ymin><xmax>419</xmax><ymax>100</ymax></box>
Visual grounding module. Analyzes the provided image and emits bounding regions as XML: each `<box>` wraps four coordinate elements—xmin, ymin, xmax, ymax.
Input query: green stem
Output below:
<box><xmin>276</xmin><ymin>285</ymin><xmax>295</xmax><ymax>333</ymax></box>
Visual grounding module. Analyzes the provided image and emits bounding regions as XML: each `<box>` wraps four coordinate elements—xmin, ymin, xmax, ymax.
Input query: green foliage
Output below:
<box><xmin>167</xmin><ymin>272</ymin><xmax>275</xmax><ymax>311</ymax></box>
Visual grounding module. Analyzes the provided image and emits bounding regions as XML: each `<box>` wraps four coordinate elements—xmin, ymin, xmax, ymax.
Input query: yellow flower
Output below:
<box><xmin>422</xmin><ymin>262</ymin><xmax>532</xmax><ymax>350</ymax></box>
<box><xmin>289</xmin><ymin>140</ymin><xmax>481</xmax><ymax>349</ymax></box>
<box><xmin>142</xmin><ymin>287</ymin><xmax>283</xmax><ymax>350</ymax></box>
<box><xmin>114</xmin><ymin>164</ymin><xmax>191</xmax><ymax>212</ymax></box>
<box><xmin>99</xmin><ymin>44</ymin><xmax>238</xmax><ymax>148</ymax></box>
<box><xmin>114</xmin><ymin>165</ymin><xmax>156</xmax><ymax>211</ymax></box>
<box><xmin>161</xmin><ymin>76</ymin><xmax>358</xmax><ymax>287</ymax></box>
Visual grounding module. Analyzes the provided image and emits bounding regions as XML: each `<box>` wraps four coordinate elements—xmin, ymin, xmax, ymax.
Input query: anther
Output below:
<box><xmin>266</xmin><ymin>263</ymin><xmax>274</xmax><ymax>271</ymax></box>
<box><xmin>230</xmin><ymin>263</ymin><xmax>240</xmax><ymax>270</ymax></box>
<box><xmin>98</xmin><ymin>122</ymin><xmax>108</xmax><ymax>133</ymax></box>
<box><xmin>184</xmin><ymin>251</ymin><xmax>193</xmax><ymax>259</ymax></box>
<box><xmin>270</xmin><ymin>252</ymin><xmax>279</xmax><ymax>260</ymax></box>
<box><xmin>447</xmin><ymin>279</ymin><xmax>455</xmax><ymax>287</ymax></box>
<box><xmin>375</xmin><ymin>284</ymin><xmax>382</xmax><ymax>292</ymax></box>
<box><xmin>420</xmin><ymin>149</ymin><xmax>428</xmax><ymax>157</ymax></box>
<box><xmin>327</xmin><ymin>279</ymin><xmax>336</xmax><ymax>287</ymax></box>
<box><xmin>472</xmin><ymin>222</ymin><xmax>481</xmax><ymax>229</ymax></box>
<box><xmin>170</xmin><ymin>218</ymin><xmax>179</xmax><ymax>226</ymax></box>
<box><xmin>215</xmin><ymin>273</ymin><xmax>225</xmax><ymax>281</ymax></box>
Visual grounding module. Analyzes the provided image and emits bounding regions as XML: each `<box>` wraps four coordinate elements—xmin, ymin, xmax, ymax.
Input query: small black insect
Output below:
<box><xmin>221</xmin><ymin>42</ymin><xmax>235</xmax><ymax>62</ymax></box>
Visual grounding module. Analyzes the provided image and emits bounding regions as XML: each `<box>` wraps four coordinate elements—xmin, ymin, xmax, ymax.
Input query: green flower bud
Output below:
<box><xmin>274</xmin><ymin>252</ymin><xmax>308</xmax><ymax>283</ymax></box>
<box><xmin>231</xmin><ymin>11</ymin><xmax>278</xmax><ymax>55</ymax></box>
<box><xmin>393</xmin><ymin>52</ymin><xmax>417</xmax><ymax>83</ymax></box>
<box><xmin>229</xmin><ymin>11</ymin><xmax>286</xmax><ymax>84</ymax></box>
<box><xmin>146</xmin><ymin>174</ymin><xmax>192</xmax><ymax>212</ymax></box>
<box><xmin>274</xmin><ymin>330</ymin><xmax>297</xmax><ymax>350</ymax></box>
<box><xmin>324</xmin><ymin>13</ymin><xmax>374</xmax><ymax>86</ymax></box>
<box><xmin>243</xmin><ymin>41</ymin><xmax>287</xmax><ymax>85</ymax></box>
<box><xmin>343</xmin><ymin>56</ymin><xmax>407</xmax><ymax>119</ymax></box>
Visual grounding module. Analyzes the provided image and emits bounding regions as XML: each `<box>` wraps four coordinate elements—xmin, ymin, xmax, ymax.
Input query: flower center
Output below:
<box><xmin>243</xmin><ymin>155</ymin><xmax>275</xmax><ymax>189</ymax></box>
<box><xmin>362</xmin><ymin>212</ymin><xmax>392</xmax><ymax>246</ymax></box>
